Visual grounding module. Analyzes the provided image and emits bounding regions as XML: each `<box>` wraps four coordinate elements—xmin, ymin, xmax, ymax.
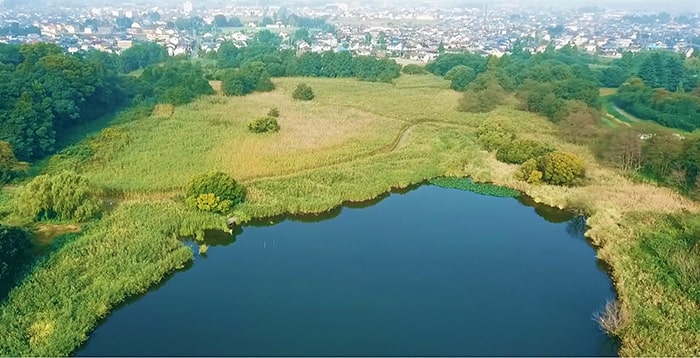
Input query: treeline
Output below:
<box><xmin>427</xmin><ymin>46</ymin><xmax>700</xmax><ymax>197</ymax></box>
<box><xmin>599</xmin><ymin>51</ymin><xmax>700</xmax><ymax>131</ymax></box>
<box><xmin>0</xmin><ymin>42</ymin><xmax>209</xmax><ymax>169</ymax></box>
<box><xmin>213</xmin><ymin>32</ymin><xmax>401</xmax><ymax>83</ymax></box>
<box><xmin>428</xmin><ymin>45</ymin><xmax>601</xmax><ymax>121</ymax></box>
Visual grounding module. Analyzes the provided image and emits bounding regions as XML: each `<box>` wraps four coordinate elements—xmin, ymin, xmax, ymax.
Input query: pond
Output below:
<box><xmin>77</xmin><ymin>184</ymin><xmax>618</xmax><ymax>356</ymax></box>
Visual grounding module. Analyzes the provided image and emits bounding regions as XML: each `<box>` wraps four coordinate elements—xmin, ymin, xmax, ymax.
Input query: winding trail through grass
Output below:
<box><xmin>107</xmin><ymin>120</ymin><xmax>466</xmax><ymax>204</ymax></box>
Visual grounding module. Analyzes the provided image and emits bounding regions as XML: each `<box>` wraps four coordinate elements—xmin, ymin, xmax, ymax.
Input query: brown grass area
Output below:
<box><xmin>33</xmin><ymin>223</ymin><xmax>82</xmax><ymax>248</ymax></box>
<box><xmin>208</xmin><ymin>80</ymin><xmax>222</xmax><ymax>95</ymax></box>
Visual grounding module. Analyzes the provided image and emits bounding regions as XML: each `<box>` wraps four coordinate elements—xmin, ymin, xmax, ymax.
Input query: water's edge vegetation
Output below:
<box><xmin>1</xmin><ymin>41</ymin><xmax>699</xmax><ymax>356</ymax></box>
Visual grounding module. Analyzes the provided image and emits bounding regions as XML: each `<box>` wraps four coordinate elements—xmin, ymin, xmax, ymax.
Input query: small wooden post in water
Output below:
<box><xmin>227</xmin><ymin>216</ymin><xmax>239</xmax><ymax>235</ymax></box>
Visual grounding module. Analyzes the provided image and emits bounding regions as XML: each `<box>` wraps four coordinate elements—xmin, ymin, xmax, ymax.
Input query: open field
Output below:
<box><xmin>1</xmin><ymin>75</ymin><xmax>699</xmax><ymax>356</ymax></box>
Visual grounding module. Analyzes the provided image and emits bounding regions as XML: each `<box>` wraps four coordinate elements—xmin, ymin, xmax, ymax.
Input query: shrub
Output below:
<box><xmin>17</xmin><ymin>171</ymin><xmax>102</xmax><ymax>222</ymax></box>
<box><xmin>476</xmin><ymin>117</ymin><xmax>516</xmax><ymax>152</ymax></box>
<box><xmin>496</xmin><ymin>139</ymin><xmax>553</xmax><ymax>164</ymax></box>
<box><xmin>538</xmin><ymin>151</ymin><xmax>585</xmax><ymax>186</ymax></box>
<box><xmin>401</xmin><ymin>64</ymin><xmax>427</xmax><ymax>75</ymax></box>
<box><xmin>185</xmin><ymin>172</ymin><xmax>245</xmax><ymax>214</ymax></box>
<box><xmin>516</xmin><ymin>158</ymin><xmax>541</xmax><ymax>184</ymax></box>
<box><xmin>267</xmin><ymin>107</ymin><xmax>280</xmax><ymax>117</ymax></box>
<box><xmin>292</xmin><ymin>83</ymin><xmax>315</xmax><ymax>100</ymax></box>
<box><xmin>248</xmin><ymin>116</ymin><xmax>280</xmax><ymax>133</ymax></box>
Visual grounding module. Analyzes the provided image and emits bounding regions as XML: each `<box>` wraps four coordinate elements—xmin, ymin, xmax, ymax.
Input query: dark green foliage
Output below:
<box><xmin>429</xmin><ymin>177</ymin><xmax>520</xmax><ymax>198</ymax></box>
<box><xmin>445</xmin><ymin>65</ymin><xmax>476</xmax><ymax>91</ymax></box>
<box><xmin>119</xmin><ymin>42</ymin><xmax>167</xmax><ymax>73</ymax></box>
<box><xmin>613</xmin><ymin>78</ymin><xmax>700</xmax><ymax>131</ymax></box>
<box><xmin>185</xmin><ymin>172</ymin><xmax>246</xmax><ymax>214</ymax></box>
<box><xmin>221</xmin><ymin>62</ymin><xmax>275</xmax><ymax>97</ymax></box>
<box><xmin>599</xmin><ymin>65</ymin><xmax>629</xmax><ymax>88</ymax></box>
<box><xmin>496</xmin><ymin>139</ymin><xmax>553</xmax><ymax>164</ymax></box>
<box><xmin>215</xmin><ymin>44</ymin><xmax>400</xmax><ymax>83</ymax></box>
<box><xmin>425</xmin><ymin>53</ymin><xmax>488</xmax><ymax>76</ymax></box>
<box><xmin>292</xmin><ymin>83</ymin><xmax>315</xmax><ymax>100</ymax></box>
<box><xmin>248</xmin><ymin>116</ymin><xmax>280</xmax><ymax>133</ymax></box>
<box><xmin>140</xmin><ymin>60</ymin><xmax>213</xmax><ymax>105</ymax></box>
<box><xmin>0</xmin><ymin>225</ymin><xmax>33</xmax><ymax>299</ymax></box>
<box><xmin>17</xmin><ymin>171</ymin><xmax>102</xmax><ymax>222</ymax></box>
<box><xmin>401</xmin><ymin>64</ymin><xmax>427</xmax><ymax>75</ymax></box>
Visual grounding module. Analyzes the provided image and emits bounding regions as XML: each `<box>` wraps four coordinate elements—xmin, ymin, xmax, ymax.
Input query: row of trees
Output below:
<box><xmin>215</xmin><ymin>35</ymin><xmax>401</xmax><ymax>83</ymax></box>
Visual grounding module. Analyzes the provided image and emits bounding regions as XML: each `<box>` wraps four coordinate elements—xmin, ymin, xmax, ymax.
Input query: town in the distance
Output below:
<box><xmin>1</xmin><ymin>0</ymin><xmax>698</xmax><ymax>61</ymax></box>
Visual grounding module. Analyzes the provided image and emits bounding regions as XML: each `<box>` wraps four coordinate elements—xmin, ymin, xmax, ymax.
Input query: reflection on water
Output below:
<box><xmin>77</xmin><ymin>185</ymin><xmax>617</xmax><ymax>357</ymax></box>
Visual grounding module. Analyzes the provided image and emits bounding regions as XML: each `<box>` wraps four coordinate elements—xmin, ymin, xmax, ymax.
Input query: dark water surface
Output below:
<box><xmin>77</xmin><ymin>185</ymin><xmax>617</xmax><ymax>356</ymax></box>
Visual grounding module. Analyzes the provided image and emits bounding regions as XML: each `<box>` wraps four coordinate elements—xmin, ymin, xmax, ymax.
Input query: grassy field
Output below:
<box><xmin>1</xmin><ymin>75</ymin><xmax>699</xmax><ymax>356</ymax></box>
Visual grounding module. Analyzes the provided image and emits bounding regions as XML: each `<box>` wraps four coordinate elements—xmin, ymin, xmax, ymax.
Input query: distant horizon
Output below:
<box><xmin>1</xmin><ymin>0</ymin><xmax>699</xmax><ymax>13</ymax></box>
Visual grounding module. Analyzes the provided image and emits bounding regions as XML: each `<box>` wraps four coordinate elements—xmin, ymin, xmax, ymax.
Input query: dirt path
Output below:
<box><xmin>107</xmin><ymin>120</ymin><xmax>470</xmax><ymax>203</ymax></box>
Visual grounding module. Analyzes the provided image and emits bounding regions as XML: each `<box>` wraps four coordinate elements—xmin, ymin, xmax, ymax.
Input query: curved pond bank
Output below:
<box><xmin>77</xmin><ymin>185</ymin><xmax>618</xmax><ymax>356</ymax></box>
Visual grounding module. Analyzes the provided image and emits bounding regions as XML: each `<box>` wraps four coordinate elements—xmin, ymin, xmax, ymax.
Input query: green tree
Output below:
<box><xmin>292</xmin><ymin>83</ymin><xmax>315</xmax><ymax>100</ymax></box>
<box><xmin>17</xmin><ymin>171</ymin><xmax>102</xmax><ymax>222</ymax></box>
<box><xmin>185</xmin><ymin>172</ymin><xmax>246</xmax><ymax>214</ymax></box>
<box><xmin>445</xmin><ymin>65</ymin><xmax>476</xmax><ymax>91</ymax></box>
<box><xmin>538</xmin><ymin>151</ymin><xmax>585</xmax><ymax>185</ymax></box>
<box><xmin>477</xmin><ymin>117</ymin><xmax>516</xmax><ymax>151</ymax></box>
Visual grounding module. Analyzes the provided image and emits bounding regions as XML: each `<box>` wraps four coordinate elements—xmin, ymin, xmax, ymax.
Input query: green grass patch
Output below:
<box><xmin>0</xmin><ymin>202</ymin><xmax>223</xmax><ymax>357</ymax></box>
<box><xmin>429</xmin><ymin>177</ymin><xmax>520</xmax><ymax>198</ymax></box>
<box><xmin>618</xmin><ymin>213</ymin><xmax>700</xmax><ymax>356</ymax></box>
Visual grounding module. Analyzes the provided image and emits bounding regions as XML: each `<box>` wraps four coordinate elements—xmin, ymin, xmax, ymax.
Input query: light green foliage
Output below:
<box><xmin>292</xmin><ymin>83</ymin><xmax>315</xmax><ymax>100</ymax></box>
<box><xmin>527</xmin><ymin>169</ymin><xmax>543</xmax><ymax>184</ymax></box>
<box><xmin>185</xmin><ymin>172</ymin><xmax>245</xmax><ymax>214</ymax></box>
<box><xmin>248</xmin><ymin>117</ymin><xmax>280</xmax><ymax>133</ymax></box>
<box><xmin>516</xmin><ymin>158</ymin><xmax>540</xmax><ymax>183</ymax></box>
<box><xmin>17</xmin><ymin>171</ymin><xmax>101</xmax><ymax>222</ymax></box>
<box><xmin>621</xmin><ymin>212</ymin><xmax>700</xmax><ymax>356</ymax></box>
<box><xmin>538</xmin><ymin>151</ymin><xmax>585</xmax><ymax>186</ymax></box>
<box><xmin>429</xmin><ymin>177</ymin><xmax>520</xmax><ymax>198</ymax></box>
<box><xmin>0</xmin><ymin>202</ymin><xmax>222</xmax><ymax>357</ymax></box>
<box><xmin>185</xmin><ymin>193</ymin><xmax>233</xmax><ymax>213</ymax></box>
<box><xmin>496</xmin><ymin>139</ymin><xmax>553</xmax><ymax>164</ymax></box>
<box><xmin>0</xmin><ymin>141</ymin><xmax>28</xmax><ymax>184</ymax></box>
<box><xmin>476</xmin><ymin>117</ymin><xmax>516</xmax><ymax>151</ymax></box>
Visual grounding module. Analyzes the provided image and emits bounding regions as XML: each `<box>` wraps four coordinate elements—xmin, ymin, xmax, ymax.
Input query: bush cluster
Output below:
<box><xmin>248</xmin><ymin>116</ymin><xmax>280</xmax><ymax>133</ymax></box>
<box><xmin>17</xmin><ymin>171</ymin><xmax>102</xmax><ymax>222</ymax></box>
<box><xmin>517</xmin><ymin>151</ymin><xmax>585</xmax><ymax>186</ymax></box>
<box><xmin>292</xmin><ymin>83</ymin><xmax>315</xmax><ymax>101</ymax></box>
<box><xmin>185</xmin><ymin>172</ymin><xmax>245</xmax><ymax>214</ymax></box>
